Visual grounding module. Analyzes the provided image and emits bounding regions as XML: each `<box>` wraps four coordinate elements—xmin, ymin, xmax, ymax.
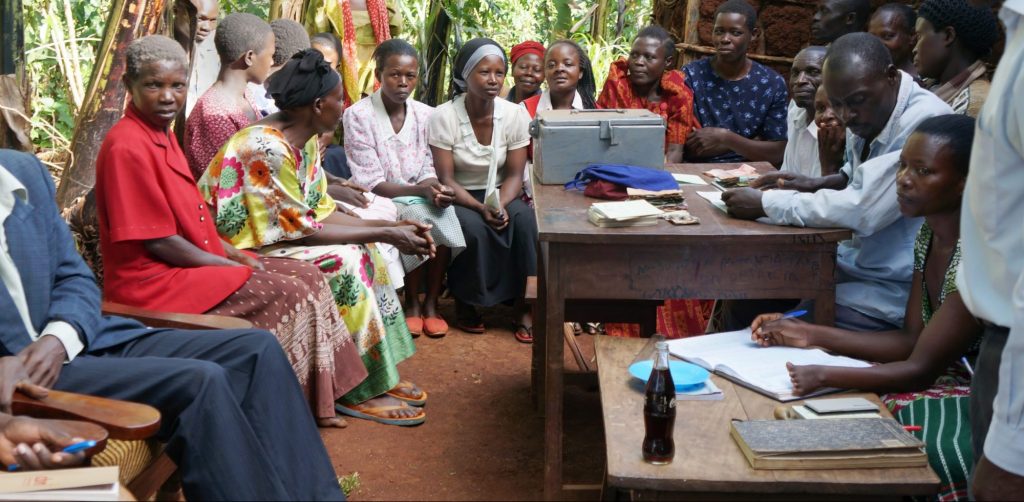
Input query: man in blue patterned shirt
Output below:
<box><xmin>682</xmin><ymin>0</ymin><xmax>790</xmax><ymax>164</ymax></box>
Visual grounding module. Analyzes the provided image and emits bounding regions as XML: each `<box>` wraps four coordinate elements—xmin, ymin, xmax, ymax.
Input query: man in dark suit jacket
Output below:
<box><xmin>0</xmin><ymin>149</ymin><xmax>344</xmax><ymax>501</ymax></box>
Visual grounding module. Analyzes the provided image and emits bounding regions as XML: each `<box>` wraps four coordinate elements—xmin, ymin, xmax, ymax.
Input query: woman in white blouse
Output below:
<box><xmin>428</xmin><ymin>38</ymin><xmax>538</xmax><ymax>343</ymax></box>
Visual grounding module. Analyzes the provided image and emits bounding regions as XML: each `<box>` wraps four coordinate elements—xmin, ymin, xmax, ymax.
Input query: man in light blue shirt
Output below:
<box><xmin>960</xmin><ymin>0</ymin><xmax>1024</xmax><ymax>498</ymax></box>
<box><xmin>723</xmin><ymin>33</ymin><xmax>952</xmax><ymax>330</ymax></box>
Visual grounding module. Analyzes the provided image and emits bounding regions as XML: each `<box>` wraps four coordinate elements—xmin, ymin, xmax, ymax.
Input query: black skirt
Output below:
<box><xmin>448</xmin><ymin>189</ymin><xmax>538</xmax><ymax>307</ymax></box>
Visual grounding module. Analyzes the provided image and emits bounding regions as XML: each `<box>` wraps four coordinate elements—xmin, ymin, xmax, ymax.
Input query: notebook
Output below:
<box><xmin>672</xmin><ymin>173</ymin><xmax>708</xmax><ymax>185</ymax></box>
<box><xmin>588</xmin><ymin>200</ymin><xmax>663</xmax><ymax>227</ymax></box>
<box><xmin>0</xmin><ymin>465</ymin><xmax>120</xmax><ymax>501</ymax></box>
<box><xmin>730</xmin><ymin>418</ymin><xmax>927</xmax><ymax>470</ymax></box>
<box><xmin>666</xmin><ymin>328</ymin><xmax>871</xmax><ymax>402</ymax></box>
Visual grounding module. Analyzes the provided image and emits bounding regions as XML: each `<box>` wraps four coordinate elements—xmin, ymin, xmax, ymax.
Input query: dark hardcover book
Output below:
<box><xmin>730</xmin><ymin>418</ymin><xmax>928</xmax><ymax>470</ymax></box>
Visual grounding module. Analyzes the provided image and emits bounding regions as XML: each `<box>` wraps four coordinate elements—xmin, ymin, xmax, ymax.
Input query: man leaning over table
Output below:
<box><xmin>722</xmin><ymin>33</ymin><xmax>951</xmax><ymax>331</ymax></box>
<box><xmin>960</xmin><ymin>0</ymin><xmax>1024</xmax><ymax>498</ymax></box>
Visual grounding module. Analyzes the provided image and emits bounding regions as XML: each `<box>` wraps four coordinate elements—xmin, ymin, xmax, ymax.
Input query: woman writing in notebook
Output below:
<box><xmin>750</xmin><ymin>115</ymin><xmax>981</xmax><ymax>501</ymax></box>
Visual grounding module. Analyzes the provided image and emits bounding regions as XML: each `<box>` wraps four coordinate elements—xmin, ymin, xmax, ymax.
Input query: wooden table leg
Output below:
<box><xmin>814</xmin><ymin>249</ymin><xmax>837</xmax><ymax>326</ymax></box>
<box><xmin>532</xmin><ymin>243</ymin><xmax>548</xmax><ymax>410</ymax></box>
<box><xmin>543</xmin><ymin>243</ymin><xmax>566</xmax><ymax>500</ymax></box>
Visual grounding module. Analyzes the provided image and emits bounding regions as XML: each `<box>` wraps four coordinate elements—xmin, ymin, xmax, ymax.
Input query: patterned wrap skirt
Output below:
<box><xmin>259</xmin><ymin>242</ymin><xmax>416</xmax><ymax>404</ymax></box>
<box><xmin>394</xmin><ymin>200</ymin><xmax>466</xmax><ymax>273</ymax></box>
<box><xmin>883</xmin><ymin>365</ymin><xmax>974</xmax><ymax>502</ymax></box>
<box><xmin>205</xmin><ymin>257</ymin><xmax>368</xmax><ymax>419</ymax></box>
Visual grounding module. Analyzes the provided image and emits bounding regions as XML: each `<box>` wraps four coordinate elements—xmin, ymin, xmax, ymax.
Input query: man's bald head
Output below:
<box><xmin>822</xmin><ymin>33</ymin><xmax>900</xmax><ymax>140</ymax></box>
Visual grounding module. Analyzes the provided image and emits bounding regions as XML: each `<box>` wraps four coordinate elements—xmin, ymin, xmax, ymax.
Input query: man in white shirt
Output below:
<box><xmin>781</xmin><ymin>46</ymin><xmax>827</xmax><ymax>177</ymax></box>
<box><xmin>184</xmin><ymin>0</ymin><xmax>219</xmax><ymax>118</ymax></box>
<box><xmin>722</xmin><ymin>33</ymin><xmax>952</xmax><ymax>330</ymax></box>
<box><xmin>960</xmin><ymin>0</ymin><xmax>1024</xmax><ymax>498</ymax></box>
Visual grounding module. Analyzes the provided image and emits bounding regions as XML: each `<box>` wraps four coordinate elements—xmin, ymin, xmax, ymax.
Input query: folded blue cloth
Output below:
<box><xmin>565</xmin><ymin>163</ymin><xmax>678</xmax><ymax>191</ymax></box>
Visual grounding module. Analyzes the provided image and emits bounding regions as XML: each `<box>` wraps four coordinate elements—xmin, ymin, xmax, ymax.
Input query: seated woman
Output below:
<box><xmin>343</xmin><ymin>39</ymin><xmax>467</xmax><ymax>338</ymax></box>
<box><xmin>197</xmin><ymin>49</ymin><xmax>433</xmax><ymax>426</ymax></box>
<box><xmin>598</xmin><ymin>25</ymin><xmax>699</xmax><ymax>164</ymax></box>
<box><xmin>914</xmin><ymin>0</ymin><xmax>1000</xmax><ymax>118</ymax></box>
<box><xmin>750</xmin><ymin>115</ymin><xmax>980</xmax><ymax>500</ymax></box>
<box><xmin>95</xmin><ymin>35</ymin><xmax>369</xmax><ymax>429</ymax></box>
<box><xmin>504</xmin><ymin>41</ymin><xmax>544</xmax><ymax>104</ymax></box>
<box><xmin>185</xmin><ymin>13</ymin><xmax>274</xmax><ymax>180</ymax></box>
<box><xmin>520</xmin><ymin>39</ymin><xmax>598</xmax><ymax>118</ymax></box>
<box><xmin>812</xmin><ymin>84</ymin><xmax>846</xmax><ymax>178</ymax></box>
<box><xmin>429</xmin><ymin>38</ymin><xmax>537</xmax><ymax>343</ymax></box>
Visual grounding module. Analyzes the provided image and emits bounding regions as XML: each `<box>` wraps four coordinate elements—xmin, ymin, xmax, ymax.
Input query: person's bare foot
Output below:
<box><xmin>317</xmin><ymin>416</ymin><xmax>349</xmax><ymax>428</ymax></box>
<box><xmin>358</xmin><ymin>395</ymin><xmax>424</xmax><ymax>419</ymax></box>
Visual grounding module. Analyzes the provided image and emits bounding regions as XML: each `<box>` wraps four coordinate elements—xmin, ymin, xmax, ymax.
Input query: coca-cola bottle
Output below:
<box><xmin>643</xmin><ymin>341</ymin><xmax>676</xmax><ymax>464</ymax></box>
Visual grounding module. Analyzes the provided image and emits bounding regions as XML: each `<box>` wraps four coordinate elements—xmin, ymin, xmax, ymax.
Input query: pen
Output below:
<box><xmin>758</xmin><ymin>310</ymin><xmax>808</xmax><ymax>340</ymax></box>
<box><xmin>903</xmin><ymin>425</ymin><xmax>923</xmax><ymax>432</ymax></box>
<box><xmin>5</xmin><ymin>441</ymin><xmax>96</xmax><ymax>471</ymax></box>
<box><xmin>961</xmin><ymin>357</ymin><xmax>975</xmax><ymax>376</ymax></box>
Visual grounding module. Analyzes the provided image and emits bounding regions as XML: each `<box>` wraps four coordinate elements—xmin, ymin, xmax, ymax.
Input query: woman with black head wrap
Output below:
<box><xmin>199</xmin><ymin>49</ymin><xmax>432</xmax><ymax>426</ymax></box>
<box><xmin>428</xmin><ymin>38</ymin><xmax>538</xmax><ymax>343</ymax></box>
<box><xmin>914</xmin><ymin>0</ymin><xmax>1000</xmax><ymax>117</ymax></box>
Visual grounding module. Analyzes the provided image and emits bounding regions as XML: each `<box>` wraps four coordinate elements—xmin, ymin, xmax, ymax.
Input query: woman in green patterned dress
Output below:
<box><xmin>749</xmin><ymin>115</ymin><xmax>982</xmax><ymax>500</ymax></box>
<box><xmin>199</xmin><ymin>49</ymin><xmax>434</xmax><ymax>426</ymax></box>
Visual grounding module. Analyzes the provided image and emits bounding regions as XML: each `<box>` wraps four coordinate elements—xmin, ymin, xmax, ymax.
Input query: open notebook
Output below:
<box><xmin>666</xmin><ymin>328</ymin><xmax>871</xmax><ymax>402</ymax></box>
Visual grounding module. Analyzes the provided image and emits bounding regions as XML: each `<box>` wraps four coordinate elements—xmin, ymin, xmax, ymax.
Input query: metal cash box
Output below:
<box><xmin>529</xmin><ymin>109</ymin><xmax>666</xmax><ymax>184</ymax></box>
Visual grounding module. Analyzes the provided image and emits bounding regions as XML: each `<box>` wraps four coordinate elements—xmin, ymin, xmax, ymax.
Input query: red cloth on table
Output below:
<box><xmin>95</xmin><ymin>103</ymin><xmax>252</xmax><ymax>314</ymax></box>
<box><xmin>596</xmin><ymin>58</ymin><xmax>700</xmax><ymax>149</ymax></box>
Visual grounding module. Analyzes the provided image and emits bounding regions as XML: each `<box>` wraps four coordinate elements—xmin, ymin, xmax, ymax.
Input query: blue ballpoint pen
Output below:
<box><xmin>757</xmin><ymin>309</ymin><xmax>808</xmax><ymax>340</ymax></box>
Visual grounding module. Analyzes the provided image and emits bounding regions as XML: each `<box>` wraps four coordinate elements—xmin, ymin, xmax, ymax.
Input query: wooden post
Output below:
<box><xmin>56</xmin><ymin>0</ymin><xmax>166</xmax><ymax>208</ymax></box>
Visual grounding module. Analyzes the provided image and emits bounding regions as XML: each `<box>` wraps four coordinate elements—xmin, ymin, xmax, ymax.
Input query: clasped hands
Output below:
<box><xmin>0</xmin><ymin>341</ymin><xmax>87</xmax><ymax>471</ymax></box>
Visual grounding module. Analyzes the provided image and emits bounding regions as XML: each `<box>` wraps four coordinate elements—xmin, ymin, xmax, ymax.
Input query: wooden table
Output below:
<box><xmin>595</xmin><ymin>336</ymin><xmax>940</xmax><ymax>498</ymax></box>
<box><xmin>532</xmin><ymin>163</ymin><xmax>854</xmax><ymax>499</ymax></box>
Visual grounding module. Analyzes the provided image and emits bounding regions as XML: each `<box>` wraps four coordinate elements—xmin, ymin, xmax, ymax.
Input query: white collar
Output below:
<box><xmin>371</xmin><ymin>90</ymin><xmax>415</xmax><ymax>142</ymax></box>
<box><xmin>0</xmin><ymin>163</ymin><xmax>28</xmax><ymax>210</ymax></box>
<box><xmin>537</xmin><ymin>89</ymin><xmax>584</xmax><ymax>112</ymax></box>
<box><xmin>790</xmin><ymin>106</ymin><xmax>818</xmax><ymax>139</ymax></box>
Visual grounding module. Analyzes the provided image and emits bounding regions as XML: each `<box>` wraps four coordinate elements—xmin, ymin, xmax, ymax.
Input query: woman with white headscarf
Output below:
<box><xmin>428</xmin><ymin>38</ymin><xmax>538</xmax><ymax>343</ymax></box>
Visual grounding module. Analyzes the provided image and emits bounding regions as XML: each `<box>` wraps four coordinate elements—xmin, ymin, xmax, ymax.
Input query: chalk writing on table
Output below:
<box><xmin>623</xmin><ymin>251</ymin><xmax>825</xmax><ymax>299</ymax></box>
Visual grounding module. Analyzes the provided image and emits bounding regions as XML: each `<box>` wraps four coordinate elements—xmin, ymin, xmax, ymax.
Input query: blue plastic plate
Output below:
<box><xmin>629</xmin><ymin>360</ymin><xmax>710</xmax><ymax>391</ymax></box>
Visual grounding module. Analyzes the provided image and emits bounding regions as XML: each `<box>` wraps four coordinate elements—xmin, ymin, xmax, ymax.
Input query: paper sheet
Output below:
<box><xmin>672</xmin><ymin>173</ymin><xmax>708</xmax><ymax>185</ymax></box>
<box><xmin>697</xmin><ymin>190</ymin><xmax>728</xmax><ymax>213</ymax></box>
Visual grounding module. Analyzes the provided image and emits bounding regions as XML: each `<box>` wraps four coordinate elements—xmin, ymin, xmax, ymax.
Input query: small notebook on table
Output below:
<box><xmin>730</xmin><ymin>418</ymin><xmax>927</xmax><ymax>470</ymax></box>
<box><xmin>666</xmin><ymin>328</ymin><xmax>871</xmax><ymax>402</ymax></box>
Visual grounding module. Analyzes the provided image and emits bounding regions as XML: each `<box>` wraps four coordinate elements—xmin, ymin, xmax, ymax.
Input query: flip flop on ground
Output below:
<box><xmin>335</xmin><ymin>401</ymin><xmax>426</xmax><ymax>426</ymax></box>
<box><xmin>514</xmin><ymin>324</ymin><xmax>534</xmax><ymax>344</ymax></box>
<box><xmin>386</xmin><ymin>380</ymin><xmax>428</xmax><ymax>406</ymax></box>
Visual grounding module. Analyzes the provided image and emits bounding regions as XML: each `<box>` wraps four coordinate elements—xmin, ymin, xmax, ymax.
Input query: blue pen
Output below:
<box><xmin>961</xmin><ymin>357</ymin><xmax>975</xmax><ymax>376</ymax></box>
<box><xmin>62</xmin><ymin>440</ymin><xmax>96</xmax><ymax>454</ymax></box>
<box><xmin>780</xmin><ymin>309</ymin><xmax>808</xmax><ymax>320</ymax></box>
<box><xmin>757</xmin><ymin>310</ymin><xmax>808</xmax><ymax>340</ymax></box>
<box><xmin>4</xmin><ymin>441</ymin><xmax>94</xmax><ymax>471</ymax></box>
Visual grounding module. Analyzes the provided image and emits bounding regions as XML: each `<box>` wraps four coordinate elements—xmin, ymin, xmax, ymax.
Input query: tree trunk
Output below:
<box><xmin>590</xmin><ymin>0</ymin><xmax>610</xmax><ymax>42</ymax></box>
<box><xmin>419</xmin><ymin>0</ymin><xmax>450</xmax><ymax>106</ymax></box>
<box><xmin>56</xmin><ymin>0</ymin><xmax>166</xmax><ymax>208</ymax></box>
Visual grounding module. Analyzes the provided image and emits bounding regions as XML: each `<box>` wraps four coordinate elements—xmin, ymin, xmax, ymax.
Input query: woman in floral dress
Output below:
<box><xmin>200</xmin><ymin>49</ymin><xmax>432</xmax><ymax>426</ymax></box>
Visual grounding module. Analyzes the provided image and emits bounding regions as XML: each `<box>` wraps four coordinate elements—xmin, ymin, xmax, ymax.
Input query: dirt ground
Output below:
<box><xmin>320</xmin><ymin>300</ymin><xmax>609</xmax><ymax>501</ymax></box>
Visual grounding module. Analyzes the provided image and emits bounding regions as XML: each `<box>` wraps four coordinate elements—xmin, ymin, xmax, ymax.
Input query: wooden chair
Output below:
<box><xmin>59</xmin><ymin>190</ymin><xmax>253</xmax><ymax>500</ymax></box>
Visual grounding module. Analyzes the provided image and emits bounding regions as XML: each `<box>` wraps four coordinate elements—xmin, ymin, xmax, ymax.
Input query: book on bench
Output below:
<box><xmin>666</xmin><ymin>328</ymin><xmax>871</xmax><ymax>402</ymax></box>
<box><xmin>0</xmin><ymin>465</ymin><xmax>120</xmax><ymax>501</ymax></box>
<box><xmin>730</xmin><ymin>418</ymin><xmax>928</xmax><ymax>470</ymax></box>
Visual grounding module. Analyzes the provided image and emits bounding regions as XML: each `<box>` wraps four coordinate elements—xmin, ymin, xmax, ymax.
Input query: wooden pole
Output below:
<box><xmin>56</xmin><ymin>0</ymin><xmax>166</xmax><ymax>207</ymax></box>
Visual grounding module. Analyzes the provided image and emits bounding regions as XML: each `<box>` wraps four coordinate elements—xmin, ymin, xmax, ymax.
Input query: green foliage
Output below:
<box><xmin>222</xmin><ymin>0</ymin><xmax>271</xmax><ymax>16</ymax></box>
<box><xmin>337</xmin><ymin>472</ymin><xmax>361</xmax><ymax>496</ymax></box>
<box><xmin>24</xmin><ymin>0</ymin><xmax>110</xmax><ymax>150</ymax></box>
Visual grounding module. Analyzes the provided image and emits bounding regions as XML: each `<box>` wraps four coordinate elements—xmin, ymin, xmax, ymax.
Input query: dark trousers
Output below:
<box><xmin>970</xmin><ymin>324</ymin><xmax>1010</xmax><ymax>467</ymax></box>
<box><xmin>54</xmin><ymin>328</ymin><xmax>345</xmax><ymax>501</ymax></box>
